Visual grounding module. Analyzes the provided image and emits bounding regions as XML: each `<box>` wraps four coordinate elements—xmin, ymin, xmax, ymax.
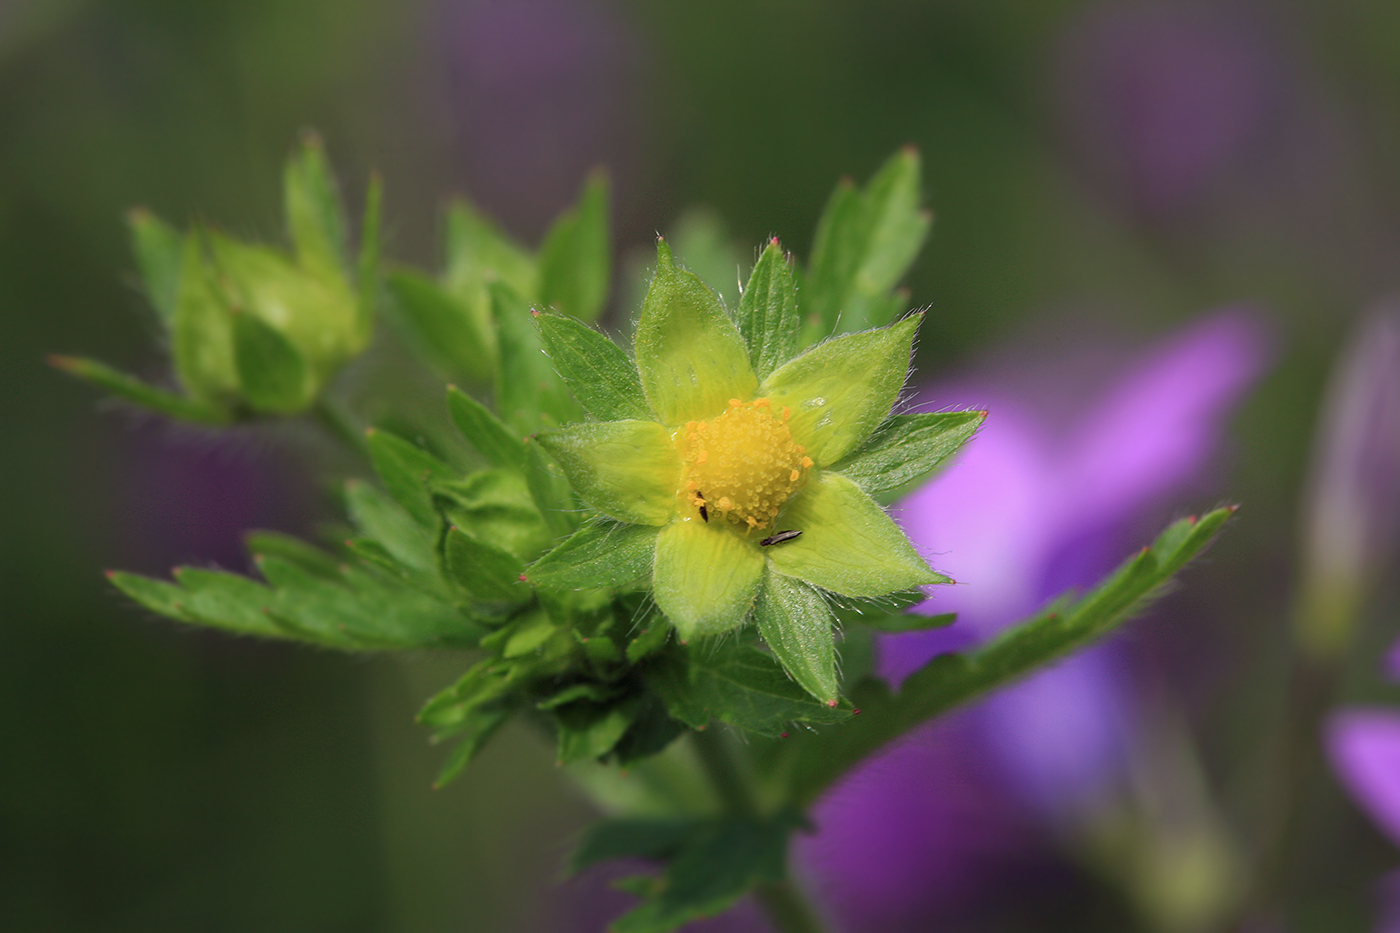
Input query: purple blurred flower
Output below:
<box><xmin>1328</xmin><ymin>708</ymin><xmax>1400</xmax><ymax>846</ymax></box>
<box><xmin>436</xmin><ymin>0</ymin><xmax>643</xmax><ymax>237</ymax></box>
<box><xmin>1297</xmin><ymin>308</ymin><xmax>1400</xmax><ymax>658</ymax></box>
<box><xmin>797</xmin><ymin>310</ymin><xmax>1267</xmax><ymax>927</ymax></box>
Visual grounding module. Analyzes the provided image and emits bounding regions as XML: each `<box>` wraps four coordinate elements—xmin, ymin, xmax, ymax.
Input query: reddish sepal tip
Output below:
<box><xmin>826</xmin><ymin>699</ymin><xmax>839</xmax><ymax>708</ymax></box>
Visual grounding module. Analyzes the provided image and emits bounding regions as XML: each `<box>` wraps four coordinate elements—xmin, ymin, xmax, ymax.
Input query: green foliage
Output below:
<box><xmin>73</xmin><ymin>139</ymin><xmax>1244</xmax><ymax>933</ymax></box>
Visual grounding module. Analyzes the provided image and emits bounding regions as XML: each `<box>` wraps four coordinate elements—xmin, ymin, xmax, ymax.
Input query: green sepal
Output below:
<box><xmin>652</xmin><ymin>521</ymin><xmax>764</xmax><ymax>640</ymax></box>
<box><xmin>48</xmin><ymin>355</ymin><xmax>230</xmax><ymax>424</ymax></box>
<box><xmin>635</xmin><ymin>240</ymin><xmax>757</xmax><ymax>424</ymax></box>
<box><xmin>778</xmin><ymin>507</ymin><xmax>1238</xmax><ymax>806</ymax></box>
<box><xmin>231</xmin><ymin>310</ymin><xmax>311</xmax><ymax>413</ymax></box>
<box><xmin>761</xmin><ymin>314</ymin><xmax>920</xmax><ymax>465</ymax></box>
<box><xmin>536</xmin><ymin>420</ymin><xmax>677</xmax><ymax>526</ymax></box>
<box><xmin>283</xmin><ymin>131</ymin><xmax>347</xmax><ymax>283</ymax></box>
<box><xmin>768</xmin><ymin>471</ymin><xmax>946</xmax><ymax>597</ymax></box>
<box><xmin>533</xmin><ymin>310</ymin><xmax>652</xmax><ymax>421</ymax></box>
<box><xmin>172</xmin><ymin>230</ymin><xmax>238</xmax><ymax>403</ymax></box>
<box><xmin>555</xmin><ymin>696</ymin><xmax>640</xmax><ymax>765</ymax></box>
<box><xmin>754</xmin><ymin>568</ymin><xmax>838</xmax><ymax>704</ymax></box>
<box><xmin>538</xmin><ymin>171</ymin><xmax>610</xmax><ymax>323</ymax></box>
<box><xmin>443</xmin><ymin>526</ymin><xmax>529</xmax><ymax>603</ymax></box>
<box><xmin>647</xmin><ymin>642</ymin><xmax>850</xmax><ymax>737</ymax></box>
<box><xmin>526</xmin><ymin>519</ymin><xmax>659</xmax><ymax>591</ymax></box>
<box><xmin>364</xmin><ymin>428</ymin><xmax>456</xmax><ymax>527</ymax></box>
<box><xmin>344</xmin><ymin>478</ymin><xmax>437</xmax><ymax>572</ymax></box>
<box><xmin>831</xmin><ymin>409</ymin><xmax>985</xmax><ymax>502</ymax></box>
<box><xmin>446</xmin><ymin>385</ymin><xmax>527</xmax><ymax>470</ymax></box>
<box><xmin>126</xmin><ymin>208</ymin><xmax>183</xmax><ymax>325</ymax></box>
<box><xmin>387</xmin><ymin>270</ymin><xmax>494</xmax><ymax>379</ymax></box>
<box><xmin>492</xmin><ymin>283</ymin><xmax>581</xmax><ymax>433</ymax></box>
<box><xmin>609</xmin><ymin>813</ymin><xmax>796</xmax><ymax>933</ymax></box>
<box><xmin>735</xmin><ymin>238</ymin><xmax>799</xmax><ymax>381</ymax></box>
<box><xmin>803</xmin><ymin>146</ymin><xmax>930</xmax><ymax>339</ymax></box>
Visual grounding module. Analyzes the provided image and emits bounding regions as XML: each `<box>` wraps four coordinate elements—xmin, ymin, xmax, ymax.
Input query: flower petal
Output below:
<box><xmin>767</xmin><ymin>471</ymin><xmax>946</xmax><ymax>597</ymax></box>
<box><xmin>536</xmin><ymin>420</ymin><xmax>678</xmax><ymax>526</ymax></box>
<box><xmin>653</xmin><ymin>519</ymin><xmax>764</xmax><ymax>639</ymax></box>
<box><xmin>634</xmin><ymin>240</ymin><xmax>757</xmax><ymax>424</ymax></box>
<box><xmin>760</xmin><ymin>315</ymin><xmax>919</xmax><ymax>465</ymax></box>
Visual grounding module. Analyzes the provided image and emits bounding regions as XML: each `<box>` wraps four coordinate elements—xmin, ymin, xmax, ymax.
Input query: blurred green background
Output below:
<box><xmin>4</xmin><ymin>0</ymin><xmax>1400</xmax><ymax>929</ymax></box>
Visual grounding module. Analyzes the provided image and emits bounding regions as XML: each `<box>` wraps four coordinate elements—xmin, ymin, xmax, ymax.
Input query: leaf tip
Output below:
<box><xmin>46</xmin><ymin>353</ymin><xmax>77</xmax><ymax>372</ymax></box>
<box><xmin>826</xmin><ymin>698</ymin><xmax>839</xmax><ymax>708</ymax></box>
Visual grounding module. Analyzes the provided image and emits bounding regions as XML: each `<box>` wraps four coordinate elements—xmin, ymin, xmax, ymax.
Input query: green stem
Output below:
<box><xmin>689</xmin><ymin>730</ymin><xmax>832</xmax><ymax>933</ymax></box>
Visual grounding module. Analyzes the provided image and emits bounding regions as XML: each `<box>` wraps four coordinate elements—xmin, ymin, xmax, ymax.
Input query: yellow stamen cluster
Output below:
<box><xmin>677</xmin><ymin>398</ymin><xmax>814</xmax><ymax>530</ymax></box>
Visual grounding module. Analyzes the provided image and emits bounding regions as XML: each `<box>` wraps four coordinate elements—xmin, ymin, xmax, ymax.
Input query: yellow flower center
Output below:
<box><xmin>677</xmin><ymin>398</ymin><xmax>814</xmax><ymax>530</ymax></box>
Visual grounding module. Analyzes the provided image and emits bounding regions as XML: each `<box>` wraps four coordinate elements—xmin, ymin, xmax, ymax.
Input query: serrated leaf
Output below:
<box><xmin>492</xmin><ymin>283</ymin><xmax>581</xmax><ymax>433</ymax></box>
<box><xmin>802</xmin><ymin>147</ymin><xmax>930</xmax><ymax>338</ymax></box>
<box><xmin>49</xmin><ymin>356</ymin><xmax>229</xmax><ymax>424</ymax></box>
<box><xmin>388</xmin><ymin>270</ymin><xmax>494</xmax><ymax>379</ymax></box>
<box><xmin>364</xmin><ymin>428</ymin><xmax>456</xmax><ymax>527</ymax></box>
<box><xmin>830</xmin><ymin>409</ymin><xmax>985</xmax><ymax>501</ymax></box>
<box><xmin>244</xmin><ymin>530</ymin><xmax>343</xmax><ymax>578</ymax></box>
<box><xmin>447</xmin><ymin>385</ymin><xmax>526</xmax><ymax>470</ymax></box>
<box><xmin>736</xmin><ymin>239</ymin><xmax>799</xmax><ymax>380</ymax></box>
<box><xmin>647</xmin><ymin>643</ymin><xmax>850</xmax><ymax>737</ymax></box>
<box><xmin>344</xmin><ymin>478</ymin><xmax>437</xmax><ymax>572</ymax></box>
<box><xmin>538</xmin><ymin>172</ymin><xmax>610</xmax><ymax>322</ymax></box>
<box><xmin>436</xmin><ymin>468</ymin><xmax>554</xmax><ymax>560</ymax></box>
<box><xmin>534</xmin><ymin>310</ymin><xmax>652</xmax><ymax>421</ymax></box>
<box><xmin>779</xmin><ymin>507</ymin><xmax>1238</xmax><ymax>805</ymax></box>
<box><xmin>170</xmin><ymin>567</ymin><xmax>283</xmax><ymax>638</ymax></box>
<box><xmin>231</xmin><ymin>310</ymin><xmax>310</xmax><ymax>413</ymax></box>
<box><xmin>107</xmin><ymin>571</ymin><xmax>194</xmax><ymax>623</ymax></box>
<box><xmin>443</xmin><ymin>526</ymin><xmax>528</xmax><ymax>603</ymax></box>
<box><xmin>527</xmin><ymin>520</ymin><xmax>658</xmax><ymax>591</ymax></box>
<box><xmin>443</xmin><ymin>199</ymin><xmax>538</xmax><ymax>302</ymax></box>
<box><xmin>754</xmin><ymin>569</ymin><xmax>838</xmax><ymax>704</ymax></box>
<box><xmin>127</xmin><ymin>208</ymin><xmax>183</xmax><ymax>325</ymax></box>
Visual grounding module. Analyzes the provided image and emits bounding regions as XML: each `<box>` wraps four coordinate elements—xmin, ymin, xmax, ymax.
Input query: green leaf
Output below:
<box><xmin>388</xmin><ymin>270</ymin><xmax>494</xmax><ymax>379</ymax></box>
<box><xmin>492</xmin><ymin>283</ymin><xmax>581</xmax><ymax>433</ymax></box>
<box><xmin>754</xmin><ymin>569</ymin><xmax>838</xmax><ymax>704</ymax></box>
<box><xmin>231</xmin><ymin>310</ymin><xmax>311</xmax><ymax>413</ymax></box>
<box><xmin>434</xmin><ymin>468</ymin><xmax>552</xmax><ymax>561</ymax></box>
<box><xmin>761</xmin><ymin>314</ymin><xmax>921</xmax><ymax>465</ymax></box>
<box><xmin>569</xmin><ymin>817</ymin><xmax>699</xmax><ymax>874</ymax></box>
<box><xmin>534</xmin><ymin>310</ymin><xmax>652</xmax><ymax>421</ymax></box>
<box><xmin>107</xmin><ymin>571</ymin><xmax>194</xmax><ymax>623</ymax></box>
<box><xmin>767</xmin><ymin>472</ymin><xmax>946</xmax><ymax>597</ymax></box>
<box><xmin>344</xmin><ymin>479</ymin><xmax>437</xmax><ymax>572</ymax></box>
<box><xmin>735</xmin><ymin>239</ymin><xmax>799</xmax><ymax>381</ymax></box>
<box><xmin>447</xmin><ymin>385</ymin><xmax>527</xmax><ymax>470</ymax></box>
<box><xmin>364</xmin><ymin>428</ymin><xmax>456</xmax><ymax>527</ymax></box>
<box><xmin>126</xmin><ymin>208</ymin><xmax>183</xmax><ymax>325</ymax></box>
<box><xmin>779</xmin><ymin>507</ymin><xmax>1238</xmax><ymax>805</ymax></box>
<box><xmin>831</xmin><ymin>409</ymin><xmax>985</xmax><ymax>501</ymax></box>
<box><xmin>523</xmin><ymin>440</ymin><xmax>576</xmax><ymax>540</ymax></box>
<box><xmin>48</xmin><ymin>355</ymin><xmax>229</xmax><ymax>424</ymax></box>
<box><xmin>527</xmin><ymin>519</ymin><xmax>658</xmax><ymax>591</ymax></box>
<box><xmin>634</xmin><ymin>240</ymin><xmax>757</xmax><ymax>425</ymax></box>
<box><xmin>169</xmin><ymin>568</ymin><xmax>285</xmax><ymax>637</ymax></box>
<box><xmin>610</xmin><ymin>814</ymin><xmax>794</xmax><ymax>933</ymax></box>
<box><xmin>443</xmin><ymin>199</ymin><xmax>537</xmax><ymax>303</ymax></box>
<box><xmin>538</xmin><ymin>171</ymin><xmax>610</xmax><ymax>323</ymax></box>
<box><xmin>648</xmin><ymin>642</ymin><xmax>850</xmax><ymax>737</ymax></box>
<box><xmin>626</xmin><ymin>620</ymin><xmax>671</xmax><ymax>664</ymax></box>
<box><xmin>803</xmin><ymin>147</ymin><xmax>930</xmax><ymax>338</ymax></box>
<box><xmin>244</xmin><ymin>530</ymin><xmax>343</xmax><ymax>579</ymax></box>
<box><xmin>443</xmin><ymin>526</ymin><xmax>529</xmax><ymax>603</ymax></box>
<box><xmin>536</xmin><ymin>420</ymin><xmax>678</xmax><ymax>526</ymax></box>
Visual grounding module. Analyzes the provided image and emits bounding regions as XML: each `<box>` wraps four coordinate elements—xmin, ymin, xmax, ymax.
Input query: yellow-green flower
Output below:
<box><xmin>532</xmin><ymin>240</ymin><xmax>951</xmax><ymax>702</ymax></box>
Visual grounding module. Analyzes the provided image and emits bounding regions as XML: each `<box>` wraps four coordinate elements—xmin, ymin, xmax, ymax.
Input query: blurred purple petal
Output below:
<box><xmin>1327</xmin><ymin>708</ymin><xmax>1400</xmax><ymax>847</ymax></box>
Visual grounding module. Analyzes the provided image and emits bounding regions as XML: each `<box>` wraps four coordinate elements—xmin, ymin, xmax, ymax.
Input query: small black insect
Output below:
<box><xmin>696</xmin><ymin>492</ymin><xmax>708</xmax><ymax>523</ymax></box>
<box><xmin>759</xmin><ymin>529</ymin><xmax>802</xmax><ymax>546</ymax></box>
